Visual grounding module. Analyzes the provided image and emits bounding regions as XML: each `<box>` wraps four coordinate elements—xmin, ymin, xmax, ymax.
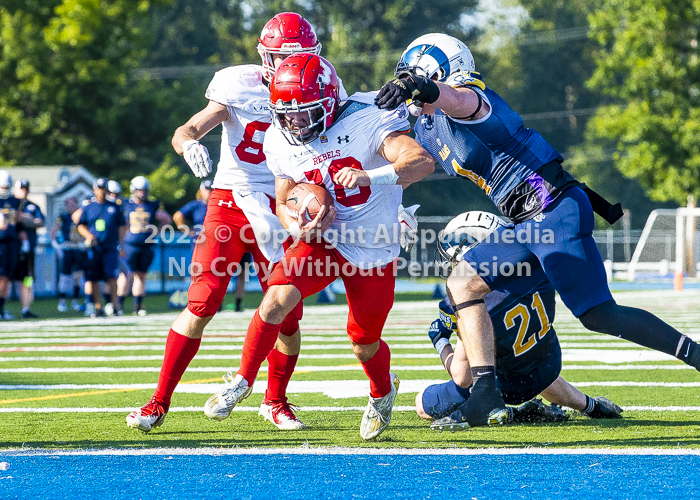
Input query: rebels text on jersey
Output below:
<box><xmin>264</xmin><ymin>92</ymin><xmax>410</xmax><ymax>269</ymax></box>
<box><xmin>206</xmin><ymin>65</ymin><xmax>349</xmax><ymax>196</ymax></box>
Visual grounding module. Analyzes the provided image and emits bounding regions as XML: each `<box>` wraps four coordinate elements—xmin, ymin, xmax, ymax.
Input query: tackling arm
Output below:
<box><xmin>431</xmin><ymin>84</ymin><xmax>490</xmax><ymax>121</ymax></box>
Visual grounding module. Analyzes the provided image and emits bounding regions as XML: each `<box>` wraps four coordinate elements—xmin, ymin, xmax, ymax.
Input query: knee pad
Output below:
<box><xmin>187</xmin><ymin>273</ymin><xmax>227</xmax><ymax>318</ymax></box>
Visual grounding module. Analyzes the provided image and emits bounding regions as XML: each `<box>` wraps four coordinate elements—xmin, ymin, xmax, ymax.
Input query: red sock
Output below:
<box><xmin>153</xmin><ymin>329</ymin><xmax>201</xmax><ymax>409</ymax></box>
<box><xmin>360</xmin><ymin>340</ymin><xmax>391</xmax><ymax>398</ymax></box>
<box><xmin>264</xmin><ymin>349</ymin><xmax>299</xmax><ymax>404</ymax></box>
<box><xmin>238</xmin><ymin>310</ymin><xmax>282</xmax><ymax>385</ymax></box>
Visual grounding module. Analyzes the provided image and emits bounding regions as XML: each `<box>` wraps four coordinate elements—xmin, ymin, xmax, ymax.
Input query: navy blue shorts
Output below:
<box><xmin>124</xmin><ymin>244</ymin><xmax>155</xmax><ymax>274</ymax></box>
<box><xmin>0</xmin><ymin>241</ymin><xmax>18</xmax><ymax>279</ymax></box>
<box><xmin>61</xmin><ymin>249</ymin><xmax>87</xmax><ymax>275</ymax></box>
<box><xmin>464</xmin><ymin>187</ymin><xmax>613</xmax><ymax>317</ymax></box>
<box><xmin>498</xmin><ymin>340</ymin><xmax>562</xmax><ymax>405</ymax></box>
<box><xmin>85</xmin><ymin>248</ymin><xmax>119</xmax><ymax>282</ymax></box>
<box><xmin>12</xmin><ymin>249</ymin><xmax>34</xmax><ymax>281</ymax></box>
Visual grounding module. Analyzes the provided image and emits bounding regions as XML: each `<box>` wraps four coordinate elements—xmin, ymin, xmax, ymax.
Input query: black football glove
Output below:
<box><xmin>375</xmin><ymin>74</ymin><xmax>441</xmax><ymax>110</ymax></box>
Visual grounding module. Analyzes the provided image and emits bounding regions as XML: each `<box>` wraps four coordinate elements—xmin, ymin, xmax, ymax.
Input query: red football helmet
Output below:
<box><xmin>257</xmin><ymin>12</ymin><xmax>322</xmax><ymax>82</ymax></box>
<box><xmin>270</xmin><ymin>54</ymin><xmax>340</xmax><ymax>145</ymax></box>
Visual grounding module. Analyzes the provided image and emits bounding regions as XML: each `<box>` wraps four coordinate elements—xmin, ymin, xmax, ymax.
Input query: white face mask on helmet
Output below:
<box><xmin>435</xmin><ymin>211</ymin><xmax>505</xmax><ymax>278</ymax></box>
<box><xmin>395</xmin><ymin>33</ymin><xmax>475</xmax><ymax>82</ymax></box>
<box><xmin>0</xmin><ymin>171</ymin><xmax>12</xmax><ymax>200</ymax></box>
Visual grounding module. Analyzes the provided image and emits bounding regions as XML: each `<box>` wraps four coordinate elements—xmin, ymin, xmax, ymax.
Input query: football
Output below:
<box><xmin>285</xmin><ymin>183</ymin><xmax>335</xmax><ymax>223</ymax></box>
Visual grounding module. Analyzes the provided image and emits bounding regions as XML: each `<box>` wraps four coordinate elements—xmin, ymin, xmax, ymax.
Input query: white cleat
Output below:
<box><xmin>84</xmin><ymin>302</ymin><xmax>95</xmax><ymax>317</ymax></box>
<box><xmin>259</xmin><ymin>401</ymin><xmax>307</xmax><ymax>430</ymax></box>
<box><xmin>57</xmin><ymin>301</ymin><xmax>68</xmax><ymax>313</ymax></box>
<box><xmin>137</xmin><ymin>309</ymin><xmax>147</xmax><ymax>317</ymax></box>
<box><xmin>71</xmin><ymin>299</ymin><xmax>83</xmax><ymax>311</ymax></box>
<box><xmin>104</xmin><ymin>303</ymin><xmax>114</xmax><ymax>317</ymax></box>
<box><xmin>360</xmin><ymin>372</ymin><xmax>400</xmax><ymax>441</ymax></box>
<box><xmin>126</xmin><ymin>397</ymin><xmax>167</xmax><ymax>433</ymax></box>
<box><xmin>204</xmin><ymin>371</ymin><xmax>253</xmax><ymax>421</ymax></box>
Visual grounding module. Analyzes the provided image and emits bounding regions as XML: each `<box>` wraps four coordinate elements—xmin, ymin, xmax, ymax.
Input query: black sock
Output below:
<box><xmin>0</xmin><ymin>297</ymin><xmax>4</xmax><ymax>315</ymax></box>
<box><xmin>676</xmin><ymin>336</ymin><xmax>700</xmax><ymax>370</ymax></box>
<box><xmin>582</xmin><ymin>395</ymin><xmax>596</xmax><ymax>415</ymax></box>
<box><xmin>580</xmin><ymin>300</ymin><xmax>682</xmax><ymax>356</ymax></box>
<box><xmin>58</xmin><ymin>292</ymin><xmax>66</xmax><ymax>299</ymax></box>
<box><xmin>134</xmin><ymin>295</ymin><xmax>143</xmax><ymax>312</ymax></box>
<box><xmin>470</xmin><ymin>365</ymin><xmax>497</xmax><ymax>389</ymax></box>
<box><xmin>118</xmin><ymin>295</ymin><xmax>125</xmax><ymax>308</ymax></box>
<box><xmin>235</xmin><ymin>298</ymin><xmax>242</xmax><ymax>311</ymax></box>
<box><xmin>73</xmin><ymin>285</ymin><xmax>80</xmax><ymax>299</ymax></box>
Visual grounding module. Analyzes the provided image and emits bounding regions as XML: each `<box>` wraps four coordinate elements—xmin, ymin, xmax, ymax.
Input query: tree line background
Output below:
<box><xmin>1</xmin><ymin>0</ymin><xmax>698</xmax><ymax>227</ymax></box>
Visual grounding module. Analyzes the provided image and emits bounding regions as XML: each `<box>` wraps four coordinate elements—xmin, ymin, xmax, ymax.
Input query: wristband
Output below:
<box><xmin>435</xmin><ymin>338</ymin><xmax>450</xmax><ymax>356</ymax></box>
<box><xmin>288</xmin><ymin>222</ymin><xmax>300</xmax><ymax>239</ymax></box>
<box><xmin>367</xmin><ymin>165</ymin><xmax>399</xmax><ymax>185</ymax></box>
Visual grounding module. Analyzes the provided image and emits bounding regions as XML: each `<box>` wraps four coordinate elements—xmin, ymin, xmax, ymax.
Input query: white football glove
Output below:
<box><xmin>182</xmin><ymin>140</ymin><xmax>212</xmax><ymax>178</ymax></box>
<box><xmin>398</xmin><ymin>204</ymin><xmax>420</xmax><ymax>252</ymax></box>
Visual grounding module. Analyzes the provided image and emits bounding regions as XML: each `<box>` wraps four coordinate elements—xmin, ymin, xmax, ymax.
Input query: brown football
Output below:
<box><xmin>285</xmin><ymin>183</ymin><xmax>335</xmax><ymax>223</ymax></box>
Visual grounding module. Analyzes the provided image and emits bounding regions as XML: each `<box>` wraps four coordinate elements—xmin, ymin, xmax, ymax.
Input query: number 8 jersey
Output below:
<box><xmin>206</xmin><ymin>65</ymin><xmax>348</xmax><ymax>196</ymax></box>
<box><xmin>263</xmin><ymin>92</ymin><xmax>410</xmax><ymax>269</ymax></box>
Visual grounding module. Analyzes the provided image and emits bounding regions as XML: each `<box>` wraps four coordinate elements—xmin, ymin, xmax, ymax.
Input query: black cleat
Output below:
<box><xmin>430</xmin><ymin>386</ymin><xmax>508</xmax><ymax>432</ymax></box>
<box><xmin>509</xmin><ymin>398</ymin><xmax>569</xmax><ymax>424</ymax></box>
<box><xmin>21</xmin><ymin>310</ymin><xmax>39</xmax><ymax>320</ymax></box>
<box><xmin>585</xmin><ymin>397</ymin><xmax>623</xmax><ymax>419</ymax></box>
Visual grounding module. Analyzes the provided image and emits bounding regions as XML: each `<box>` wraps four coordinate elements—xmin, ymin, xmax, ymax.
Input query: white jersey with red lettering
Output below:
<box><xmin>264</xmin><ymin>92</ymin><xmax>411</xmax><ymax>269</ymax></box>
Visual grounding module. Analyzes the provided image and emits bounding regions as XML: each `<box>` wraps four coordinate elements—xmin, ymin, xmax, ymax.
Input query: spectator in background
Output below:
<box><xmin>119</xmin><ymin>176</ymin><xmax>171</xmax><ymax>316</ymax></box>
<box><xmin>12</xmin><ymin>178</ymin><xmax>45</xmax><ymax>320</ymax></box>
<box><xmin>77</xmin><ymin>177</ymin><xmax>125</xmax><ymax>317</ymax></box>
<box><xmin>0</xmin><ymin>171</ymin><xmax>21</xmax><ymax>321</ymax></box>
<box><xmin>50</xmin><ymin>197</ymin><xmax>86</xmax><ymax>313</ymax></box>
<box><xmin>173</xmin><ymin>179</ymin><xmax>212</xmax><ymax>243</ymax></box>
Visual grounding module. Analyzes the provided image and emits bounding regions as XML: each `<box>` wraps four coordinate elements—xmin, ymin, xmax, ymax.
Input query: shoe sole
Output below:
<box><xmin>430</xmin><ymin>408</ymin><xmax>509</xmax><ymax>433</ymax></box>
<box><xmin>205</xmin><ymin>385</ymin><xmax>253</xmax><ymax>421</ymax></box>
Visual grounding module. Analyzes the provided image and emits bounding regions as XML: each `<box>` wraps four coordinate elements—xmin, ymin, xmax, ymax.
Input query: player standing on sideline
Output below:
<box><xmin>0</xmin><ymin>171</ymin><xmax>21</xmax><ymax>321</ymax></box>
<box><xmin>77</xmin><ymin>178</ymin><xmax>125</xmax><ymax>318</ymax></box>
<box><xmin>418</xmin><ymin>212</ymin><xmax>622</xmax><ymax>429</ymax></box>
<box><xmin>118</xmin><ymin>176</ymin><xmax>171</xmax><ymax>316</ymax></box>
<box><xmin>107</xmin><ymin>180</ymin><xmax>123</xmax><ymax>204</ymax></box>
<box><xmin>173</xmin><ymin>179</ymin><xmax>212</xmax><ymax>243</ymax></box>
<box><xmin>202</xmin><ymin>54</ymin><xmax>434</xmax><ymax>440</ymax></box>
<box><xmin>126</xmin><ymin>13</ymin><xmax>334</xmax><ymax>433</ymax></box>
<box><xmin>11</xmin><ymin>178</ymin><xmax>45</xmax><ymax>319</ymax></box>
<box><xmin>376</xmin><ymin>33</ymin><xmax>700</xmax><ymax>428</ymax></box>
<box><xmin>51</xmin><ymin>197</ymin><xmax>86</xmax><ymax>313</ymax></box>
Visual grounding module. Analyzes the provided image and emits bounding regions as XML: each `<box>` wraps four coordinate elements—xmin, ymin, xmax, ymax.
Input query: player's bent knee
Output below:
<box><xmin>415</xmin><ymin>390</ymin><xmax>432</xmax><ymax>420</ymax></box>
<box><xmin>578</xmin><ymin>299</ymin><xmax>616</xmax><ymax>332</ymax></box>
<box><xmin>187</xmin><ymin>275</ymin><xmax>226</xmax><ymax>317</ymax></box>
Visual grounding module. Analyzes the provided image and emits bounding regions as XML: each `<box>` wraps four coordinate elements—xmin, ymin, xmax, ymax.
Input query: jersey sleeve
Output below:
<box><xmin>363</xmin><ymin>101</ymin><xmax>411</xmax><ymax>154</ymax></box>
<box><xmin>178</xmin><ymin>200</ymin><xmax>196</xmax><ymax>218</ymax></box>
<box><xmin>205</xmin><ymin>66</ymin><xmax>268</xmax><ymax>110</ymax></box>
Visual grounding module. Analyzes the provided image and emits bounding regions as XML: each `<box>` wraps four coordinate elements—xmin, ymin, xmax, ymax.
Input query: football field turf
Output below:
<box><xmin>2</xmin><ymin>289</ymin><xmax>700</xmax><ymax>498</ymax></box>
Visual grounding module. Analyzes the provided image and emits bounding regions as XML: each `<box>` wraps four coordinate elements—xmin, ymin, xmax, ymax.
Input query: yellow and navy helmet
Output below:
<box><xmin>395</xmin><ymin>33</ymin><xmax>475</xmax><ymax>82</ymax></box>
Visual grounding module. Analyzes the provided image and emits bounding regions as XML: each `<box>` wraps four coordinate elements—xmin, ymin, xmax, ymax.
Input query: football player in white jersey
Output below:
<box><xmin>202</xmin><ymin>54</ymin><xmax>434</xmax><ymax>440</ymax></box>
<box><xmin>127</xmin><ymin>13</ymin><xmax>336</xmax><ymax>433</ymax></box>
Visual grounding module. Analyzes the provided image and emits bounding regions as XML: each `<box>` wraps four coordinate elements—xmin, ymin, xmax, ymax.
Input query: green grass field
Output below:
<box><xmin>2</xmin><ymin>289</ymin><xmax>700</xmax><ymax>450</ymax></box>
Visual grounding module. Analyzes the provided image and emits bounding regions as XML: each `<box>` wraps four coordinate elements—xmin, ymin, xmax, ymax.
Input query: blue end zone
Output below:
<box><xmin>0</xmin><ymin>454</ymin><xmax>697</xmax><ymax>499</ymax></box>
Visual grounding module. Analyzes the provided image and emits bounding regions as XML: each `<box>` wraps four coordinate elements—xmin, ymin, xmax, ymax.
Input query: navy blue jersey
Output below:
<box><xmin>123</xmin><ymin>199</ymin><xmax>160</xmax><ymax>245</ymax></box>
<box><xmin>17</xmin><ymin>200</ymin><xmax>45</xmax><ymax>250</ymax></box>
<box><xmin>178</xmin><ymin>199</ymin><xmax>208</xmax><ymax>228</ymax></box>
<box><xmin>415</xmin><ymin>82</ymin><xmax>582</xmax><ymax>222</ymax></box>
<box><xmin>57</xmin><ymin>212</ymin><xmax>83</xmax><ymax>247</ymax></box>
<box><xmin>78</xmin><ymin>200</ymin><xmax>124</xmax><ymax>250</ymax></box>
<box><xmin>0</xmin><ymin>197</ymin><xmax>21</xmax><ymax>241</ymax></box>
<box><xmin>441</xmin><ymin>266</ymin><xmax>557</xmax><ymax>378</ymax></box>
